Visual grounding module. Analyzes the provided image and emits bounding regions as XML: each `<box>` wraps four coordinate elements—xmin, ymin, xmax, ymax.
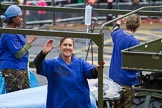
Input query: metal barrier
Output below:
<box><xmin>100</xmin><ymin>5</ymin><xmax>162</xmax><ymax>33</ymax></box>
<box><xmin>1</xmin><ymin>4</ymin><xmax>162</xmax><ymax>27</ymax></box>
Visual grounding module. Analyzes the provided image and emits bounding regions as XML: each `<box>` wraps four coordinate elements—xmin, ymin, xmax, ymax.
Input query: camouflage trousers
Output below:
<box><xmin>1</xmin><ymin>69</ymin><xmax>30</xmax><ymax>93</ymax></box>
<box><xmin>116</xmin><ymin>86</ymin><xmax>135</xmax><ymax>108</ymax></box>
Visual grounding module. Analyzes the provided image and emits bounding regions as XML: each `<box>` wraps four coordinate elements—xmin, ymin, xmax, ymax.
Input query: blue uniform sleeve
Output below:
<box><xmin>3</xmin><ymin>34</ymin><xmax>26</xmax><ymax>55</ymax></box>
<box><xmin>111</xmin><ymin>23</ymin><xmax>120</xmax><ymax>36</ymax></box>
<box><xmin>39</xmin><ymin>59</ymin><xmax>55</xmax><ymax>78</ymax></box>
<box><xmin>129</xmin><ymin>38</ymin><xmax>140</xmax><ymax>47</ymax></box>
<box><xmin>82</xmin><ymin>59</ymin><xmax>96</xmax><ymax>79</ymax></box>
<box><xmin>34</xmin><ymin>50</ymin><xmax>55</xmax><ymax>78</ymax></box>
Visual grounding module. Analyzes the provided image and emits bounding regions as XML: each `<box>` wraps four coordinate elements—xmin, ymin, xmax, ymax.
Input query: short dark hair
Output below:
<box><xmin>3</xmin><ymin>16</ymin><xmax>16</xmax><ymax>25</ymax></box>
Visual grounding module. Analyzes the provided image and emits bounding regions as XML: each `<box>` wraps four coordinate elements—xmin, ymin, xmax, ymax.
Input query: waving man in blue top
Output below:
<box><xmin>34</xmin><ymin>37</ymin><xmax>104</xmax><ymax>108</ymax></box>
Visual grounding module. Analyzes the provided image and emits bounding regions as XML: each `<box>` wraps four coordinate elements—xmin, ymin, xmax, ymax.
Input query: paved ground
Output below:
<box><xmin>28</xmin><ymin>20</ymin><xmax>162</xmax><ymax>86</ymax></box>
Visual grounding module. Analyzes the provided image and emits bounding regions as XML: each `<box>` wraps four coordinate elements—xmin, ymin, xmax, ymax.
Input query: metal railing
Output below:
<box><xmin>1</xmin><ymin>4</ymin><xmax>162</xmax><ymax>27</ymax></box>
<box><xmin>100</xmin><ymin>5</ymin><xmax>162</xmax><ymax>34</ymax></box>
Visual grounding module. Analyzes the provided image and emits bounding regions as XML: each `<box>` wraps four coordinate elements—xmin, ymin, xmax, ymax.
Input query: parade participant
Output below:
<box><xmin>0</xmin><ymin>5</ymin><xmax>37</xmax><ymax>93</ymax></box>
<box><xmin>34</xmin><ymin>37</ymin><xmax>104</xmax><ymax>108</ymax></box>
<box><xmin>109</xmin><ymin>14</ymin><xmax>141</xmax><ymax>107</ymax></box>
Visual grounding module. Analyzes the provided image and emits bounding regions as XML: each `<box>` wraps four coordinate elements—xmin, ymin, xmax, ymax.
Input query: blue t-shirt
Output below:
<box><xmin>109</xmin><ymin>29</ymin><xmax>140</xmax><ymax>86</ymax></box>
<box><xmin>37</xmin><ymin>55</ymin><xmax>95</xmax><ymax>108</ymax></box>
<box><xmin>0</xmin><ymin>33</ymin><xmax>28</xmax><ymax>70</ymax></box>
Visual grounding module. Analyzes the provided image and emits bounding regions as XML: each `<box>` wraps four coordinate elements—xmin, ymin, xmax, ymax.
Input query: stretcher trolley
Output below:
<box><xmin>89</xmin><ymin>78</ymin><xmax>122</xmax><ymax>108</ymax></box>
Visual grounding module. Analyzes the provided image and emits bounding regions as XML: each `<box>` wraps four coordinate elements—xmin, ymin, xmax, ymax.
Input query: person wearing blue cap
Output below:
<box><xmin>0</xmin><ymin>5</ymin><xmax>37</xmax><ymax>93</ymax></box>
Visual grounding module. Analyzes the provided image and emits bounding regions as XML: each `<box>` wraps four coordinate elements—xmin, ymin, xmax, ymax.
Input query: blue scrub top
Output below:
<box><xmin>37</xmin><ymin>55</ymin><xmax>95</xmax><ymax>108</ymax></box>
<box><xmin>0</xmin><ymin>33</ymin><xmax>28</xmax><ymax>70</ymax></box>
<box><xmin>109</xmin><ymin>29</ymin><xmax>140</xmax><ymax>86</ymax></box>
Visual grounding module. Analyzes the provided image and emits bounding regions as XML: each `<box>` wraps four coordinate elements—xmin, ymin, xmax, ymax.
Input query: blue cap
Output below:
<box><xmin>0</xmin><ymin>5</ymin><xmax>22</xmax><ymax>20</ymax></box>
